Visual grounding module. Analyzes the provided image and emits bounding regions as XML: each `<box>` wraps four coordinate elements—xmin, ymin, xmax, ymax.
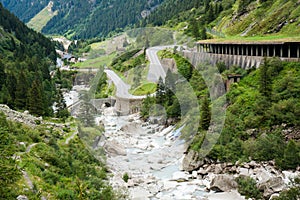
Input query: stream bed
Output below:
<box><xmin>96</xmin><ymin>107</ymin><xmax>209</xmax><ymax>200</ymax></box>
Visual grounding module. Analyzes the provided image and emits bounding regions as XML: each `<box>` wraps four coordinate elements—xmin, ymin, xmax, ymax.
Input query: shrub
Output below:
<box><xmin>236</xmin><ymin>176</ymin><xmax>262</xmax><ymax>199</ymax></box>
<box><xmin>122</xmin><ymin>173</ymin><xmax>129</xmax><ymax>183</ymax></box>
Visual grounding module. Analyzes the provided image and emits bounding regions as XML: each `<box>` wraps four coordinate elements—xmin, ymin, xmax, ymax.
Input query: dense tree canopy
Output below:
<box><xmin>0</xmin><ymin>3</ymin><xmax>57</xmax><ymax>116</ymax></box>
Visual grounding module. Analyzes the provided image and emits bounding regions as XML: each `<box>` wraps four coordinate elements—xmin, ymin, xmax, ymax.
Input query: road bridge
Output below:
<box><xmin>195</xmin><ymin>41</ymin><xmax>300</xmax><ymax>69</ymax></box>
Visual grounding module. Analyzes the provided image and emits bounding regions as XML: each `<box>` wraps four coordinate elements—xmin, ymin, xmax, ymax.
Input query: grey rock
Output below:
<box><xmin>214</xmin><ymin>164</ymin><xmax>223</xmax><ymax>174</ymax></box>
<box><xmin>258</xmin><ymin>177</ymin><xmax>285</xmax><ymax>197</ymax></box>
<box><xmin>181</xmin><ymin>150</ymin><xmax>204</xmax><ymax>172</ymax></box>
<box><xmin>17</xmin><ymin>195</ymin><xmax>28</xmax><ymax>200</ymax></box>
<box><xmin>239</xmin><ymin>167</ymin><xmax>250</xmax><ymax>177</ymax></box>
<box><xmin>206</xmin><ymin>190</ymin><xmax>245</xmax><ymax>200</ymax></box>
<box><xmin>210</xmin><ymin>174</ymin><xmax>238</xmax><ymax>192</ymax></box>
<box><xmin>104</xmin><ymin>140</ymin><xmax>127</xmax><ymax>156</ymax></box>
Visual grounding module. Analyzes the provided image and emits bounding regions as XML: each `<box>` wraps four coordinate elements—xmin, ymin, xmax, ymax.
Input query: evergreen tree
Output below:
<box><xmin>259</xmin><ymin>58</ymin><xmax>272</xmax><ymax>99</ymax></box>
<box><xmin>199</xmin><ymin>26</ymin><xmax>207</xmax><ymax>40</ymax></box>
<box><xmin>27</xmin><ymin>80</ymin><xmax>44</xmax><ymax>116</ymax></box>
<box><xmin>5</xmin><ymin>73</ymin><xmax>17</xmax><ymax>107</ymax></box>
<box><xmin>190</xmin><ymin>18</ymin><xmax>200</xmax><ymax>40</ymax></box>
<box><xmin>280</xmin><ymin>140</ymin><xmax>300</xmax><ymax>170</ymax></box>
<box><xmin>165</xmin><ymin>69</ymin><xmax>175</xmax><ymax>106</ymax></box>
<box><xmin>200</xmin><ymin>95</ymin><xmax>211</xmax><ymax>130</ymax></box>
<box><xmin>0</xmin><ymin>85</ymin><xmax>12</xmax><ymax>105</ymax></box>
<box><xmin>14</xmin><ymin>70</ymin><xmax>29</xmax><ymax>109</ymax></box>
<box><xmin>0</xmin><ymin>61</ymin><xmax>6</xmax><ymax>88</ymax></box>
<box><xmin>156</xmin><ymin>77</ymin><xmax>166</xmax><ymax>105</ymax></box>
<box><xmin>43</xmin><ymin>79</ymin><xmax>55</xmax><ymax>116</ymax></box>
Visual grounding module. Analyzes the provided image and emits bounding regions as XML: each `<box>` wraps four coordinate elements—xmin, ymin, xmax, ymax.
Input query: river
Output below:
<box><xmin>95</xmin><ymin>107</ymin><xmax>209</xmax><ymax>200</ymax></box>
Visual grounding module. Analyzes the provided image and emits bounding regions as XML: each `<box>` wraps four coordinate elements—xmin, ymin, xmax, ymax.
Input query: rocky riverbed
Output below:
<box><xmin>96</xmin><ymin>107</ymin><xmax>300</xmax><ymax>200</ymax></box>
<box><xmin>96</xmin><ymin>108</ymin><xmax>248</xmax><ymax>200</ymax></box>
<box><xmin>96</xmin><ymin>107</ymin><xmax>208</xmax><ymax>199</ymax></box>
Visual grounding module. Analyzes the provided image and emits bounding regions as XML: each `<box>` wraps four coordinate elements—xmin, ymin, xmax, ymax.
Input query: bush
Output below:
<box><xmin>236</xmin><ymin>176</ymin><xmax>262</xmax><ymax>199</ymax></box>
<box><xmin>122</xmin><ymin>172</ymin><xmax>129</xmax><ymax>183</ymax></box>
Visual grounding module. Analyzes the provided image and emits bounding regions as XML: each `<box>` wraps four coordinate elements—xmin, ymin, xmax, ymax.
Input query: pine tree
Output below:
<box><xmin>190</xmin><ymin>18</ymin><xmax>200</xmax><ymax>40</ymax></box>
<box><xmin>165</xmin><ymin>69</ymin><xmax>175</xmax><ymax>106</ymax></box>
<box><xmin>5</xmin><ymin>73</ymin><xmax>17</xmax><ymax>107</ymax></box>
<box><xmin>14</xmin><ymin>70</ymin><xmax>29</xmax><ymax>110</ymax></box>
<box><xmin>199</xmin><ymin>26</ymin><xmax>207</xmax><ymax>40</ymax></box>
<box><xmin>43</xmin><ymin>79</ymin><xmax>55</xmax><ymax>116</ymax></box>
<box><xmin>0</xmin><ymin>61</ymin><xmax>6</xmax><ymax>88</ymax></box>
<box><xmin>27</xmin><ymin>80</ymin><xmax>44</xmax><ymax>116</ymax></box>
<box><xmin>156</xmin><ymin>77</ymin><xmax>166</xmax><ymax>105</ymax></box>
<box><xmin>281</xmin><ymin>140</ymin><xmax>300</xmax><ymax>170</ymax></box>
<box><xmin>200</xmin><ymin>95</ymin><xmax>211</xmax><ymax>130</ymax></box>
<box><xmin>259</xmin><ymin>58</ymin><xmax>272</xmax><ymax>99</ymax></box>
<box><xmin>0</xmin><ymin>85</ymin><xmax>12</xmax><ymax>106</ymax></box>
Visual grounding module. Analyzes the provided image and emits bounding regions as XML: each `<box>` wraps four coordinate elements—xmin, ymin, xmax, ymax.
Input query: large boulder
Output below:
<box><xmin>181</xmin><ymin>150</ymin><xmax>204</xmax><ymax>172</ymax></box>
<box><xmin>104</xmin><ymin>140</ymin><xmax>127</xmax><ymax>156</ymax></box>
<box><xmin>206</xmin><ymin>190</ymin><xmax>245</xmax><ymax>200</ymax></box>
<box><xmin>210</xmin><ymin>174</ymin><xmax>238</xmax><ymax>192</ymax></box>
<box><xmin>258</xmin><ymin>177</ymin><xmax>285</xmax><ymax>198</ymax></box>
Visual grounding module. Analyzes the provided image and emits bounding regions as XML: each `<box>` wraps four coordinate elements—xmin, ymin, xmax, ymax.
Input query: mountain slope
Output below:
<box><xmin>144</xmin><ymin>0</ymin><xmax>300</xmax><ymax>39</ymax></box>
<box><xmin>0</xmin><ymin>3</ymin><xmax>57</xmax><ymax>116</ymax></box>
<box><xmin>27</xmin><ymin>1</ymin><xmax>58</xmax><ymax>32</ymax></box>
<box><xmin>1</xmin><ymin>0</ymin><xmax>164</xmax><ymax>39</ymax></box>
<box><xmin>2</xmin><ymin>0</ymin><xmax>300</xmax><ymax>39</ymax></box>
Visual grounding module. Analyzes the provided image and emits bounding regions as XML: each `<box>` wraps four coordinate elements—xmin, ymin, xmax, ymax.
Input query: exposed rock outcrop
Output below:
<box><xmin>181</xmin><ymin>150</ymin><xmax>204</xmax><ymax>172</ymax></box>
<box><xmin>210</xmin><ymin>174</ymin><xmax>238</xmax><ymax>192</ymax></box>
<box><xmin>0</xmin><ymin>104</ymin><xmax>40</xmax><ymax>127</ymax></box>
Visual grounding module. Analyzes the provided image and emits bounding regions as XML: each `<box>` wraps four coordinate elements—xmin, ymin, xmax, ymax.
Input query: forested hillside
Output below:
<box><xmin>0</xmin><ymin>3</ymin><xmax>57</xmax><ymax>116</ymax></box>
<box><xmin>3</xmin><ymin>0</ymin><xmax>299</xmax><ymax>39</ymax></box>
<box><xmin>144</xmin><ymin>0</ymin><xmax>300</xmax><ymax>39</ymax></box>
<box><xmin>0</xmin><ymin>0</ymin><xmax>49</xmax><ymax>22</ymax></box>
<box><xmin>1</xmin><ymin>0</ymin><xmax>163</xmax><ymax>39</ymax></box>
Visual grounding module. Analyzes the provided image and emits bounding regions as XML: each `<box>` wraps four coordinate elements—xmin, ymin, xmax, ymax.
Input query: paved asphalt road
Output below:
<box><xmin>105</xmin><ymin>45</ymin><xmax>176</xmax><ymax>99</ymax></box>
<box><xmin>104</xmin><ymin>69</ymin><xmax>145</xmax><ymax>99</ymax></box>
<box><xmin>146</xmin><ymin>46</ymin><xmax>169</xmax><ymax>82</ymax></box>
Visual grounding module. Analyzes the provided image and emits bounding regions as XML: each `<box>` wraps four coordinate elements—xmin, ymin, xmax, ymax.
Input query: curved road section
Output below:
<box><xmin>146</xmin><ymin>46</ymin><xmax>176</xmax><ymax>82</ymax></box>
<box><xmin>104</xmin><ymin>69</ymin><xmax>145</xmax><ymax>99</ymax></box>
<box><xmin>105</xmin><ymin>46</ymin><xmax>175</xmax><ymax>99</ymax></box>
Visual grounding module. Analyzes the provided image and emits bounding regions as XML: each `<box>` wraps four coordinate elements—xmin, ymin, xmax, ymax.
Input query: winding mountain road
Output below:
<box><xmin>146</xmin><ymin>46</ymin><xmax>168</xmax><ymax>82</ymax></box>
<box><xmin>104</xmin><ymin>69</ymin><xmax>145</xmax><ymax>99</ymax></box>
<box><xmin>104</xmin><ymin>46</ymin><xmax>174</xmax><ymax>99</ymax></box>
